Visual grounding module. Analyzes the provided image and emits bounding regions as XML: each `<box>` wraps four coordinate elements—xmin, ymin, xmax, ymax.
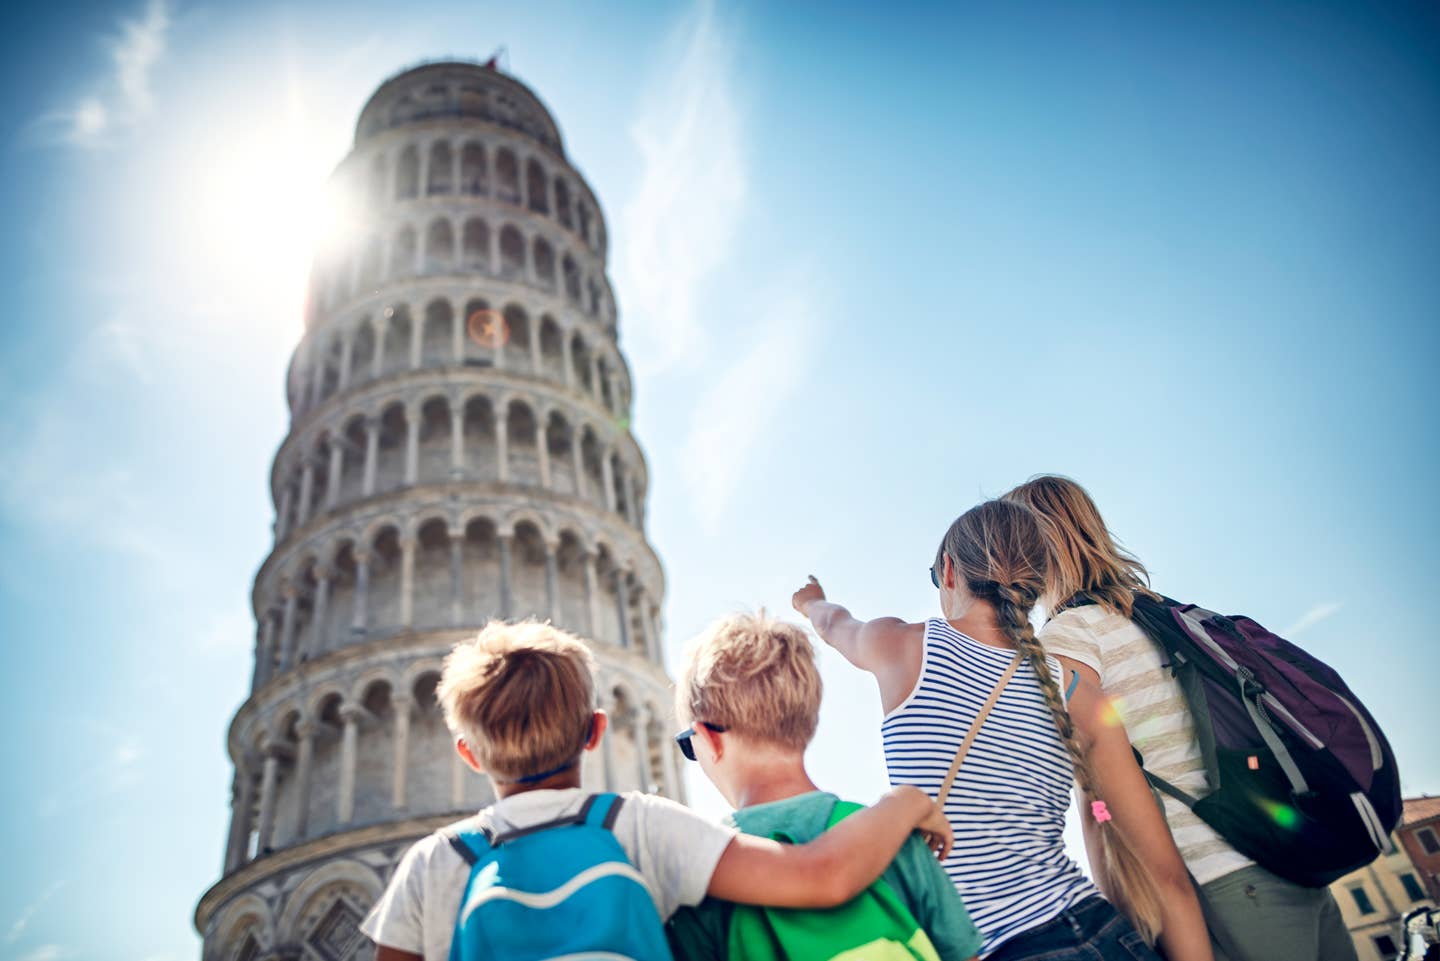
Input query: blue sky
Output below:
<box><xmin>0</xmin><ymin>1</ymin><xmax>1436</xmax><ymax>958</ymax></box>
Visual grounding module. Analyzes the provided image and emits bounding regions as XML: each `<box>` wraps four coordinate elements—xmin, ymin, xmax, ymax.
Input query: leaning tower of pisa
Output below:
<box><xmin>194</xmin><ymin>60</ymin><xmax>678</xmax><ymax>960</ymax></box>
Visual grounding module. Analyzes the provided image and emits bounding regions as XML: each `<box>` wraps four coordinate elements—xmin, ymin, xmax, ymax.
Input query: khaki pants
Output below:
<box><xmin>1203</xmin><ymin>865</ymin><xmax>1359</xmax><ymax>961</ymax></box>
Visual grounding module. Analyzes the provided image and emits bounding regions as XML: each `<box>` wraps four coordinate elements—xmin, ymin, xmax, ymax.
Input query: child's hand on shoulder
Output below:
<box><xmin>888</xmin><ymin>784</ymin><xmax>953</xmax><ymax>860</ymax></box>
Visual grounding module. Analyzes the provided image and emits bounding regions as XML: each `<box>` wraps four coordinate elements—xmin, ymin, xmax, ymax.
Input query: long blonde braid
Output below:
<box><xmin>937</xmin><ymin>501</ymin><xmax>1165</xmax><ymax>944</ymax></box>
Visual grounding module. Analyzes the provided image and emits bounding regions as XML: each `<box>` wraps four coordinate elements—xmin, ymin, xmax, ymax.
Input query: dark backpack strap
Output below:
<box><xmin>582</xmin><ymin>792</ymin><xmax>625</xmax><ymax>831</ymax></box>
<box><xmin>442</xmin><ymin>825</ymin><xmax>493</xmax><ymax>866</ymax></box>
<box><xmin>488</xmin><ymin>794</ymin><xmax>621</xmax><ymax>846</ymax></box>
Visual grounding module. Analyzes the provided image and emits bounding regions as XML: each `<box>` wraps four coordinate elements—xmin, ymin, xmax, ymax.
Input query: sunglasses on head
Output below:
<box><xmin>674</xmin><ymin>721</ymin><xmax>728</xmax><ymax>762</ymax></box>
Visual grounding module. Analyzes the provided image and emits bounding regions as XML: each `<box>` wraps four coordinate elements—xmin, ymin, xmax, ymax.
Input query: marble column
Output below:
<box><xmin>277</xmin><ymin>587</ymin><xmax>299</xmax><ymax>670</ymax></box>
<box><xmin>571</xmin><ymin>437</ymin><xmax>586</xmax><ymax>500</ymax></box>
<box><xmin>496</xmin><ymin>408</ymin><xmax>510</xmax><ymax>483</ymax></box>
<box><xmin>404</xmin><ymin>403</ymin><xmax>420</xmax><ymax>485</ymax></box>
<box><xmin>452</xmin><ymin>301</ymin><xmax>465</xmax><ymax>365</ymax></box>
<box><xmin>254</xmin><ymin>746</ymin><xmax>282</xmax><ymax>854</ymax></box>
<box><xmin>311</xmin><ymin>567</ymin><xmax>332</xmax><ymax>656</ymax></box>
<box><xmin>544</xmin><ymin>543</ymin><xmax>560</xmax><ymax>622</ymax></box>
<box><xmin>362</xmin><ymin>417</ymin><xmax>380</xmax><ymax>496</ymax></box>
<box><xmin>537</xmin><ymin>418</ymin><xmax>552</xmax><ymax>489</ymax></box>
<box><xmin>338</xmin><ymin>334</ymin><xmax>354</xmax><ymax>390</ymax></box>
<box><xmin>498</xmin><ymin>534</ymin><xmax>514</xmax><ymax>619</ymax></box>
<box><xmin>275</xmin><ymin>483</ymin><xmax>294</xmax><ymax>539</ymax></box>
<box><xmin>614</xmin><ymin>571</ymin><xmax>633</xmax><ymax>650</ymax></box>
<box><xmin>224</xmin><ymin>769</ymin><xmax>253</xmax><ymax>872</ymax></box>
<box><xmin>337</xmin><ymin>706</ymin><xmax>363</xmax><ymax>824</ymax></box>
<box><xmin>251</xmin><ymin>615</ymin><xmax>273</xmax><ymax>691</ymax></box>
<box><xmin>293</xmin><ymin>720</ymin><xmax>317</xmax><ymax>840</ymax></box>
<box><xmin>297</xmin><ymin>460</ymin><xmax>315</xmax><ymax>526</ymax></box>
<box><xmin>399</xmin><ymin>535</ymin><xmax>416</xmax><ymax>628</ymax></box>
<box><xmin>450</xmin><ymin>403</ymin><xmax>465</xmax><ymax>478</ymax></box>
<box><xmin>561</xmin><ymin>333</ymin><xmax>575</xmax><ymax>388</ymax></box>
<box><xmin>449</xmin><ymin>528</ymin><xmax>465</xmax><ymax>625</ymax></box>
<box><xmin>350</xmin><ymin>551</ymin><xmax>371</xmax><ymax>638</ymax></box>
<box><xmin>584</xmin><ymin>551</ymin><xmax>600</xmax><ymax>639</ymax></box>
<box><xmin>391</xmin><ymin>695</ymin><xmax>413</xmax><ymax>810</ymax></box>
<box><xmin>601</xmin><ymin>452</ymin><xmax>617</xmax><ymax>513</ymax></box>
<box><xmin>326</xmin><ymin>442</ymin><xmax>343</xmax><ymax>509</ymax></box>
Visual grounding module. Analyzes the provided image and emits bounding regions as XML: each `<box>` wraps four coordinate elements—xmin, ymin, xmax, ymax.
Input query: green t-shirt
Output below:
<box><xmin>666</xmin><ymin>791</ymin><xmax>982</xmax><ymax>961</ymax></box>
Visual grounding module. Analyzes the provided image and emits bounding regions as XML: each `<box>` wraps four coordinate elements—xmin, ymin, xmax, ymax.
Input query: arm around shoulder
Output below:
<box><xmin>705</xmin><ymin>785</ymin><xmax>951</xmax><ymax>909</ymax></box>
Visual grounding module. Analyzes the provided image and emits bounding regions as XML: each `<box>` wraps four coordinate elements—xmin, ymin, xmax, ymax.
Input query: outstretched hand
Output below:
<box><xmin>791</xmin><ymin>576</ymin><xmax>826</xmax><ymax>618</ymax></box>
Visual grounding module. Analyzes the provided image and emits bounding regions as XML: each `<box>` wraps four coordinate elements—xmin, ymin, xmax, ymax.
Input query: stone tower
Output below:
<box><xmin>194</xmin><ymin>60</ymin><xmax>677</xmax><ymax>961</ymax></box>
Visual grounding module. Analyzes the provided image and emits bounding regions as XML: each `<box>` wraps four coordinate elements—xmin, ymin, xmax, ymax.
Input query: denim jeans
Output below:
<box><xmin>986</xmin><ymin>896</ymin><xmax>1159</xmax><ymax>961</ymax></box>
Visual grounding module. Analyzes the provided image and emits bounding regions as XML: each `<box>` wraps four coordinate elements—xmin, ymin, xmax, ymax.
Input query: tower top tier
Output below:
<box><xmin>355</xmin><ymin>60</ymin><xmax>565</xmax><ymax>157</ymax></box>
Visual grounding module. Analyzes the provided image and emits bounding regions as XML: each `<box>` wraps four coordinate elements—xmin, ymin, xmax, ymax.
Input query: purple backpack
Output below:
<box><xmin>1080</xmin><ymin>593</ymin><xmax>1401</xmax><ymax>887</ymax></box>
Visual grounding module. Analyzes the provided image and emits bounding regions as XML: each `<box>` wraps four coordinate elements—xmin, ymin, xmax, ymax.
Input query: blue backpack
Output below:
<box><xmin>443</xmin><ymin>793</ymin><xmax>673</xmax><ymax>961</ymax></box>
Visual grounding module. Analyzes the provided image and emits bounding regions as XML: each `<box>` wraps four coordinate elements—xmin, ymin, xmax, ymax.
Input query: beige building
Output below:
<box><xmin>1331</xmin><ymin>834</ymin><xmax>1435</xmax><ymax>961</ymax></box>
<box><xmin>194</xmin><ymin>60</ymin><xmax>678</xmax><ymax>961</ymax></box>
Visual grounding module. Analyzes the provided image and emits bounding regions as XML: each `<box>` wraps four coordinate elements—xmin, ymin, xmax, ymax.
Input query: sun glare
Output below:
<box><xmin>191</xmin><ymin>121</ymin><xmax>354</xmax><ymax>341</ymax></box>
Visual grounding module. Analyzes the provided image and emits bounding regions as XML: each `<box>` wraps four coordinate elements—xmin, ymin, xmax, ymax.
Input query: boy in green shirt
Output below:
<box><xmin>669</xmin><ymin>612</ymin><xmax>982</xmax><ymax>961</ymax></box>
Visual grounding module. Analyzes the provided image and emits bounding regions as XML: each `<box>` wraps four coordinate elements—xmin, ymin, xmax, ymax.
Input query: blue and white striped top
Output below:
<box><xmin>882</xmin><ymin>618</ymin><xmax>1096</xmax><ymax>957</ymax></box>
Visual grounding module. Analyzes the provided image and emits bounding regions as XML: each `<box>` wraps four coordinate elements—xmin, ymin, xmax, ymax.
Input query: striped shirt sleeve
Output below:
<box><xmin>1037</xmin><ymin>610</ymin><xmax>1105</xmax><ymax>683</ymax></box>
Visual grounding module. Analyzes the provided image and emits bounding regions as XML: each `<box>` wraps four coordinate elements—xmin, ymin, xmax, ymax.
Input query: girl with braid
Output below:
<box><xmin>792</xmin><ymin>500</ymin><xmax>1212</xmax><ymax>961</ymax></box>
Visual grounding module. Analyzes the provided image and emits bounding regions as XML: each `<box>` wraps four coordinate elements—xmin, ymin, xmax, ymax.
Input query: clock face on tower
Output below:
<box><xmin>195</xmin><ymin>60</ymin><xmax>676</xmax><ymax>961</ymax></box>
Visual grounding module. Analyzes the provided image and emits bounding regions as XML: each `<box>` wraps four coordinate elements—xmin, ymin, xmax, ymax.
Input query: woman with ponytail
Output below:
<box><xmin>1006</xmin><ymin>475</ymin><xmax>1358</xmax><ymax>961</ymax></box>
<box><xmin>792</xmin><ymin>500</ymin><xmax>1211</xmax><ymax>961</ymax></box>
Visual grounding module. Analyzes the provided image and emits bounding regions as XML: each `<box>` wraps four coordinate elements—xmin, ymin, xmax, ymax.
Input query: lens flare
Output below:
<box><xmin>467</xmin><ymin>309</ymin><xmax>509</xmax><ymax>348</ymax></box>
<box><xmin>1098</xmin><ymin>695</ymin><xmax>1127</xmax><ymax>728</ymax></box>
<box><xmin>1258</xmin><ymin>798</ymin><xmax>1301</xmax><ymax>831</ymax></box>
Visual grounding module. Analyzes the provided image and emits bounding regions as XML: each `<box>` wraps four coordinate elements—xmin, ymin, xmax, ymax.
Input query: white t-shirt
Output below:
<box><xmin>361</xmin><ymin>788</ymin><xmax>738</xmax><ymax>960</ymax></box>
<box><xmin>1039</xmin><ymin>604</ymin><xmax>1253</xmax><ymax>885</ymax></box>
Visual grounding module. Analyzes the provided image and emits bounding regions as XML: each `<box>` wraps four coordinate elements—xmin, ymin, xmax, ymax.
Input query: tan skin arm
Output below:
<box><xmin>708</xmin><ymin>784</ymin><xmax>952</xmax><ymax>908</ymax></box>
<box><xmin>793</xmin><ymin>577</ymin><xmax>923</xmax><ymax>715</ymax></box>
<box><xmin>1060</xmin><ymin>656</ymin><xmax>1214</xmax><ymax>961</ymax></box>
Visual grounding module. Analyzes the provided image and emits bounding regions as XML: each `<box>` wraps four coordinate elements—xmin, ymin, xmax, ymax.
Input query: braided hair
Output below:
<box><xmin>936</xmin><ymin>500</ymin><xmax>1164</xmax><ymax>944</ymax></box>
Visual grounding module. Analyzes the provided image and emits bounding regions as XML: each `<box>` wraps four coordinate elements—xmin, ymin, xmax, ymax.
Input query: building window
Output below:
<box><xmin>1401</xmin><ymin>872</ymin><xmax>1426</xmax><ymax>901</ymax></box>
<box><xmin>1372</xmin><ymin>934</ymin><xmax>1398</xmax><ymax>960</ymax></box>
<box><xmin>1350</xmin><ymin>886</ymin><xmax>1376</xmax><ymax>915</ymax></box>
<box><xmin>1419</xmin><ymin>826</ymin><xmax>1440</xmax><ymax>855</ymax></box>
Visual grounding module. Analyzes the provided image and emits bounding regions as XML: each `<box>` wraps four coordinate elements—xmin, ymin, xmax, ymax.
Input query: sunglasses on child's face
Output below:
<box><xmin>930</xmin><ymin>565</ymin><xmax>941</xmax><ymax>589</ymax></box>
<box><xmin>674</xmin><ymin>722</ymin><xmax>728</xmax><ymax>762</ymax></box>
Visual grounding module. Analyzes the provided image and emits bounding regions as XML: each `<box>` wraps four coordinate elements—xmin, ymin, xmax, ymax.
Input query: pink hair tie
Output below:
<box><xmin>1091</xmin><ymin>800</ymin><xmax>1113</xmax><ymax>823</ymax></box>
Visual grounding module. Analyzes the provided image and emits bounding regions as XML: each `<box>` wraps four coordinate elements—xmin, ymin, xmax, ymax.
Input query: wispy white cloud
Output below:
<box><xmin>16</xmin><ymin>945</ymin><xmax>66</xmax><ymax>961</ymax></box>
<box><xmin>30</xmin><ymin>0</ymin><xmax>171</xmax><ymax>147</ymax></box>
<box><xmin>682</xmin><ymin>282</ymin><xmax>818</xmax><ymax>531</ymax></box>
<box><xmin>5</xmin><ymin>883</ymin><xmax>65</xmax><ymax>945</ymax></box>
<box><xmin>1284</xmin><ymin>601</ymin><xmax>1342</xmax><ymax>637</ymax></box>
<box><xmin>618</xmin><ymin>0</ymin><xmax>746</xmax><ymax>375</ymax></box>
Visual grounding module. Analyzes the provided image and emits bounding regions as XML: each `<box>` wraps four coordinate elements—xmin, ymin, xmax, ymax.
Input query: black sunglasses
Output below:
<box><xmin>930</xmin><ymin>565</ymin><xmax>941</xmax><ymax>589</ymax></box>
<box><xmin>674</xmin><ymin>721</ymin><xmax>728</xmax><ymax>762</ymax></box>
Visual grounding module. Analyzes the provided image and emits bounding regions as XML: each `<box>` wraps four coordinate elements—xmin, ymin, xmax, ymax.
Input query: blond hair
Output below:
<box><xmin>936</xmin><ymin>500</ymin><xmax>1165</xmax><ymax>944</ymax></box>
<box><xmin>677</xmin><ymin>611</ymin><xmax>822</xmax><ymax>752</ymax></box>
<box><xmin>1004</xmin><ymin>474</ymin><xmax>1158</xmax><ymax>616</ymax></box>
<box><xmin>438</xmin><ymin>620</ymin><xmax>596</xmax><ymax>782</ymax></box>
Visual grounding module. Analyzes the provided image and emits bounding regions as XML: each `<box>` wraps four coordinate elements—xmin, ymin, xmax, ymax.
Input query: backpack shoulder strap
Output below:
<box><xmin>937</xmin><ymin>651</ymin><xmax>1024</xmax><ymax>807</ymax></box>
<box><xmin>442</xmin><ymin>823</ymin><xmax>493</xmax><ymax>866</ymax></box>
<box><xmin>581</xmin><ymin>792</ymin><xmax>626</xmax><ymax>832</ymax></box>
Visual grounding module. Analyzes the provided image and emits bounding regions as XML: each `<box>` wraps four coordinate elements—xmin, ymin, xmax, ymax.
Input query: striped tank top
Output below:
<box><xmin>882</xmin><ymin>618</ymin><xmax>1096</xmax><ymax>956</ymax></box>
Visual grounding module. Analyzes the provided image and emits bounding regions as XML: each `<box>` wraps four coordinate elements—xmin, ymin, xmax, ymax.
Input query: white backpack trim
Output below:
<box><xmin>458</xmin><ymin>860</ymin><xmax>650</xmax><ymax>925</ymax></box>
